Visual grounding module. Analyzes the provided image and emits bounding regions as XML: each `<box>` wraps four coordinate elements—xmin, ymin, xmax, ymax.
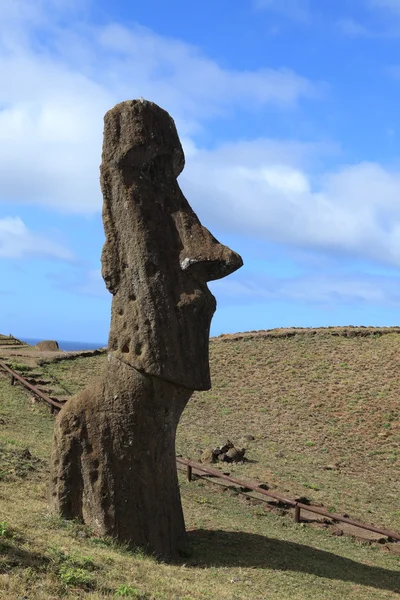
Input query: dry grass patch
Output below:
<box><xmin>1</xmin><ymin>328</ymin><xmax>400</xmax><ymax>599</ymax></box>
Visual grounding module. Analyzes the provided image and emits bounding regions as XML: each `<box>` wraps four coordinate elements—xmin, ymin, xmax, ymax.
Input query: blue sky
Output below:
<box><xmin>2</xmin><ymin>0</ymin><xmax>400</xmax><ymax>343</ymax></box>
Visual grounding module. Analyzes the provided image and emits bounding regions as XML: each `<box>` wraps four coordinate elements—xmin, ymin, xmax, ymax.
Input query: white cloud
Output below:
<box><xmin>370</xmin><ymin>0</ymin><xmax>400</xmax><ymax>14</ymax></box>
<box><xmin>181</xmin><ymin>147</ymin><xmax>400</xmax><ymax>268</ymax></box>
<box><xmin>65</xmin><ymin>269</ymin><xmax>108</xmax><ymax>297</ymax></box>
<box><xmin>386</xmin><ymin>64</ymin><xmax>400</xmax><ymax>78</ymax></box>
<box><xmin>254</xmin><ymin>0</ymin><xmax>311</xmax><ymax>21</ymax></box>
<box><xmin>77</xmin><ymin>269</ymin><xmax>108</xmax><ymax>297</ymax></box>
<box><xmin>337</xmin><ymin>18</ymin><xmax>373</xmax><ymax>37</ymax></box>
<box><xmin>3</xmin><ymin>0</ymin><xmax>400</xmax><ymax>273</ymax></box>
<box><xmin>98</xmin><ymin>23</ymin><xmax>318</xmax><ymax>114</ymax></box>
<box><xmin>0</xmin><ymin>6</ymin><xmax>319</xmax><ymax>214</ymax></box>
<box><xmin>211</xmin><ymin>272</ymin><xmax>400</xmax><ymax>306</ymax></box>
<box><xmin>0</xmin><ymin>217</ymin><xmax>73</xmax><ymax>259</ymax></box>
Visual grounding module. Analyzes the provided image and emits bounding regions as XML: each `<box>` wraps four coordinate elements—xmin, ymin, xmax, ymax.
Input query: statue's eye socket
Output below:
<box><xmin>142</xmin><ymin>155</ymin><xmax>172</xmax><ymax>175</ymax></box>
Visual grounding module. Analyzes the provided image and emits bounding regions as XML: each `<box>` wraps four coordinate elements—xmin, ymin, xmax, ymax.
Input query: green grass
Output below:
<box><xmin>0</xmin><ymin>328</ymin><xmax>399</xmax><ymax>599</ymax></box>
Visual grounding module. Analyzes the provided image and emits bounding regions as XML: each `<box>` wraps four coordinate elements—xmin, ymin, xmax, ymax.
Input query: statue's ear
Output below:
<box><xmin>101</xmin><ymin>239</ymin><xmax>121</xmax><ymax>295</ymax></box>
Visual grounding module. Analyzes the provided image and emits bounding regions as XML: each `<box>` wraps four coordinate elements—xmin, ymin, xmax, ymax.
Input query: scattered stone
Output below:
<box><xmin>200</xmin><ymin>440</ymin><xmax>247</xmax><ymax>464</ymax></box>
<box><xmin>219</xmin><ymin>440</ymin><xmax>234</xmax><ymax>454</ymax></box>
<box><xmin>200</xmin><ymin>449</ymin><xmax>215</xmax><ymax>464</ymax></box>
<box><xmin>36</xmin><ymin>340</ymin><xmax>60</xmax><ymax>352</ymax></box>
<box><xmin>331</xmin><ymin>526</ymin><xmax>344</xmax><ymax>536</ymax></box>
<box><xmin>258</xmin><ymin>483</ymin><xmax>269</xmax><ymax>490</ymax></box>
<box><xmin>295</xmin><ymin>496</ymin><xmax>311</xmax><ymax>505</ymax></box>
<box><xmin>225</xmin><ymin>447</ymin><xmax>246</xmax><ymax>462</ymax></box>
<box><xmin>76</xmin><ymin>530</ymin><xmax>89</xmax><ymax>539</ymax></box>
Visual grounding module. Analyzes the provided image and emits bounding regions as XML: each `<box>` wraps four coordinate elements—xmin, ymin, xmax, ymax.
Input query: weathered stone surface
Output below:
<box><xmin>200</xmin><ymin>440</ymin><xmax>247</xmax><ymax>464</ymax></box>
<box><xmin>36</xmin><ymin>340</ymin><xmax>60</xmax><ymax>351</ymax></box>
<box><xmin>101</xmin><ymin>100</ymin><xmax>242</xmax><ymax>390</ymax></box>
<box><xmin>200</xmin><ymin>448</ymin><xmax>215</xmax><ymax>464</ymax></box>
<box><xmin>225</xmin><ymin>447</ymin><xmax>246</xmax><ymax>462</ymax></box>
<box><xmin>49</xmin><ymin>99</ymin><xmax>243</xmax><ymax>559</ymax></box>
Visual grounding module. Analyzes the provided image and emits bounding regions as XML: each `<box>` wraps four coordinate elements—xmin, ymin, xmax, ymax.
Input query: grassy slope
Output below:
<box><xmin>179</xmin><ymin>330</ymin><xmax>400</xmax><ymax>532</ymax></box>
<box><xmin>0</xmin><ymin>328</ymin><xmax>399</xmax><ymax>599</ymax></box>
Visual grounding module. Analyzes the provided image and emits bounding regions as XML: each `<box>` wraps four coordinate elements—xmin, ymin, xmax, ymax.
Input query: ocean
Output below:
<box><xmin>21</xmin><ymin>338</ymin><xmax>107</xmax><ymax>352</ymax></box>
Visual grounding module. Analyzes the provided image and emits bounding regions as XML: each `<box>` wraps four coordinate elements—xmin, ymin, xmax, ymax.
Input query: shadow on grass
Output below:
<box><xmin>0</xmin><ymin>539</ymin><xmax>49</xmax><ymax>573</ymax></box>
<box><xmin>187</xmin><ymin>529</ymin><xmax>400</xmax><ymax>593</ymax></box>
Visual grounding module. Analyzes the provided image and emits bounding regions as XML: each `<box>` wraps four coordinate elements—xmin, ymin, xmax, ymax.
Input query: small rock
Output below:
<box><xmin>219</xmin><ymin>440</ymin><xmax>234</xmax><ymax>453</ymax></box>
<box><xmin>331</xmin><ymin>526</ymin><xmax>344</xmax><ymax>536</ymax></box>
<box><xmin>295</xmin><ymin>496</ymin><xmax>311</xmax><ymax>505</ymax></box>
<box><xmin>35</xmin><ymin>340</ymin><xmax>60</xmax><ymax>352</ymax></box>
<box><xmin>76</xmin><ymin>530</ymin><xmax>88</xmax><ymax>539</ymax></box>
<box><xmin>258</xmin><ymin>483</ymin><xmax>269</xmax><ymax>490</ymax></box>
<box><xmin>21</xmin><ymin>448</ymin><xmax>32</xmax><ymax>460</ymax></box>
<box><xmin>243</xmin><ymin>434</ymin><xmax>255</xmax><ymax>441</ymax></box>
<box><xmin>225</xmin><ymin>447</ymin><xmax>246</xmax><ymax>462</ymax></box>
<box><xmin>376</xmin><ymin>537</ymin><xmax>389</xmax><ymax>545</ymax></box>
<box><xmin>200</xmin><ymin>448</ymin><xmax>215</xmax><ymax>464</ymax></box>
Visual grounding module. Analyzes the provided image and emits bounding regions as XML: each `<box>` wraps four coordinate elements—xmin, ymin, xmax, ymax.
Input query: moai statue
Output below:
<box><xmin>49</xmin><ymin>99</ymin><xmax>243</xmax><ymax>559</ymax></box>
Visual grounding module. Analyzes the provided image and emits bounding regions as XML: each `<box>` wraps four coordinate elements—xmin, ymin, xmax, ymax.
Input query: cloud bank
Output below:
<box><xmin>0</xmin><ymin>217</ymin><xmax>73</xmax><ymax>259</ymax></box>
<box><xmin>2</xmin><ymin>0</ymin><xmax>400</xmax><ymax>273</ymax></box>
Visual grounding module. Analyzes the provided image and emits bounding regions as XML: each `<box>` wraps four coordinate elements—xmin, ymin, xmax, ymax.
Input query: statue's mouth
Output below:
<box><xmin>177</xmin><ymin>283</ymin><xmax>216</xmax><ymax>315</ymax></box>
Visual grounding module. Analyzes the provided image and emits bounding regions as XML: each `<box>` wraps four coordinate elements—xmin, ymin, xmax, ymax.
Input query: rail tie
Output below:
<box><xmin>0</xmin><ymin>360</ymin><xmax>65</xmax><ymax>411</ymax></box>
<box><xmin>177</xmin><ymin>457</ymin><xmax>400</xmax><ymax>542</ymax></box>
<box><xmin>1</xmin><ymin>359</ymin><xmax>399</xmax><ymax>544</ymax></box>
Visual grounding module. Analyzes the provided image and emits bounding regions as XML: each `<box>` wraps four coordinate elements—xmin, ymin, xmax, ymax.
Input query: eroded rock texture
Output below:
<box><xmin>36</xmin><ymin>340</ymin><xmax>60</xmax><ymax>351</ymax></box>
<box><xmin>49</xmin><ymin>99</ymin><xmax>243</xmax><ymax>558</ymax></box>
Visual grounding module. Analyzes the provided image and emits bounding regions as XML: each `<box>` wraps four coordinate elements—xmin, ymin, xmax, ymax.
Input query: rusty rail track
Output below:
<box><xmin>1</xmin><ymin>358</ymin><xmax>399</xmax><ymax>543</ymax></box>
<box><xmin>0</xmin><ymin>360</ymin><xmax>65</xmax><ymax>412</ymax></box>
<box><xmin>177</xmin><ymin>457</ymin><xmax>400</xmax><ymax>542</ymax></box>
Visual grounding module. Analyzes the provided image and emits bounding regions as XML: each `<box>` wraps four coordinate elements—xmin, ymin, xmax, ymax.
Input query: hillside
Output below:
<box><xmin>0</xmin><ymin>327</ymin><xmax>399</xmax><ymax>598</ymax></box>
<box><xmin>0</xmin><ymin>334</ymin><xmax>24</xmax><ymax>347</ymax></box>
<box><xmin>180</xmin><ymin>327</ymin><xmax>400</xmax><ymax>532</ymax></box>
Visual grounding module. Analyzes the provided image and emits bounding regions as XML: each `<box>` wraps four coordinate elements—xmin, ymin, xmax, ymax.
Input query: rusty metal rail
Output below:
<box><xmin>0</xmin><ymin>360</ymin><xmax>65</xmax><ymax>412</ymax></box>
<box><xmin>177</xmin><ymin>457</ymin><xmax>400</xmax><ymax>542</ymax></box>
<box><xmin>1</xmin><ymin>357</ymin><xmax>399</xmax><ymax>543</ymax></box>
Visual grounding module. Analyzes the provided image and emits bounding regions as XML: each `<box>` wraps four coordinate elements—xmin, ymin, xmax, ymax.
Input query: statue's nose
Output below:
<box><xmin>178</xmin><ymin>220</ymin><xmax>243</xmax><ymax>282</ymax></box>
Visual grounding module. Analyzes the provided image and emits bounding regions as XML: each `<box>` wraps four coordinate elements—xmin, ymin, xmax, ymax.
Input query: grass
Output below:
<box><xmin>179</xmin><ymin>330</ymin><xmax>400</xmax><ymax>533</ymax></box>
<box><xmin>0</xmin><ymin>327</ymin><xmax>399</xmax><ymax>599</ymax></box>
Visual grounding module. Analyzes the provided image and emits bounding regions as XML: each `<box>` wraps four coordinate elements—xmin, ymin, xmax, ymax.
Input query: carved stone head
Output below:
<box><xmin>101</xmin><ymin>99</ymin><xmax>243</xmax><ymax>390</ymax></box>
